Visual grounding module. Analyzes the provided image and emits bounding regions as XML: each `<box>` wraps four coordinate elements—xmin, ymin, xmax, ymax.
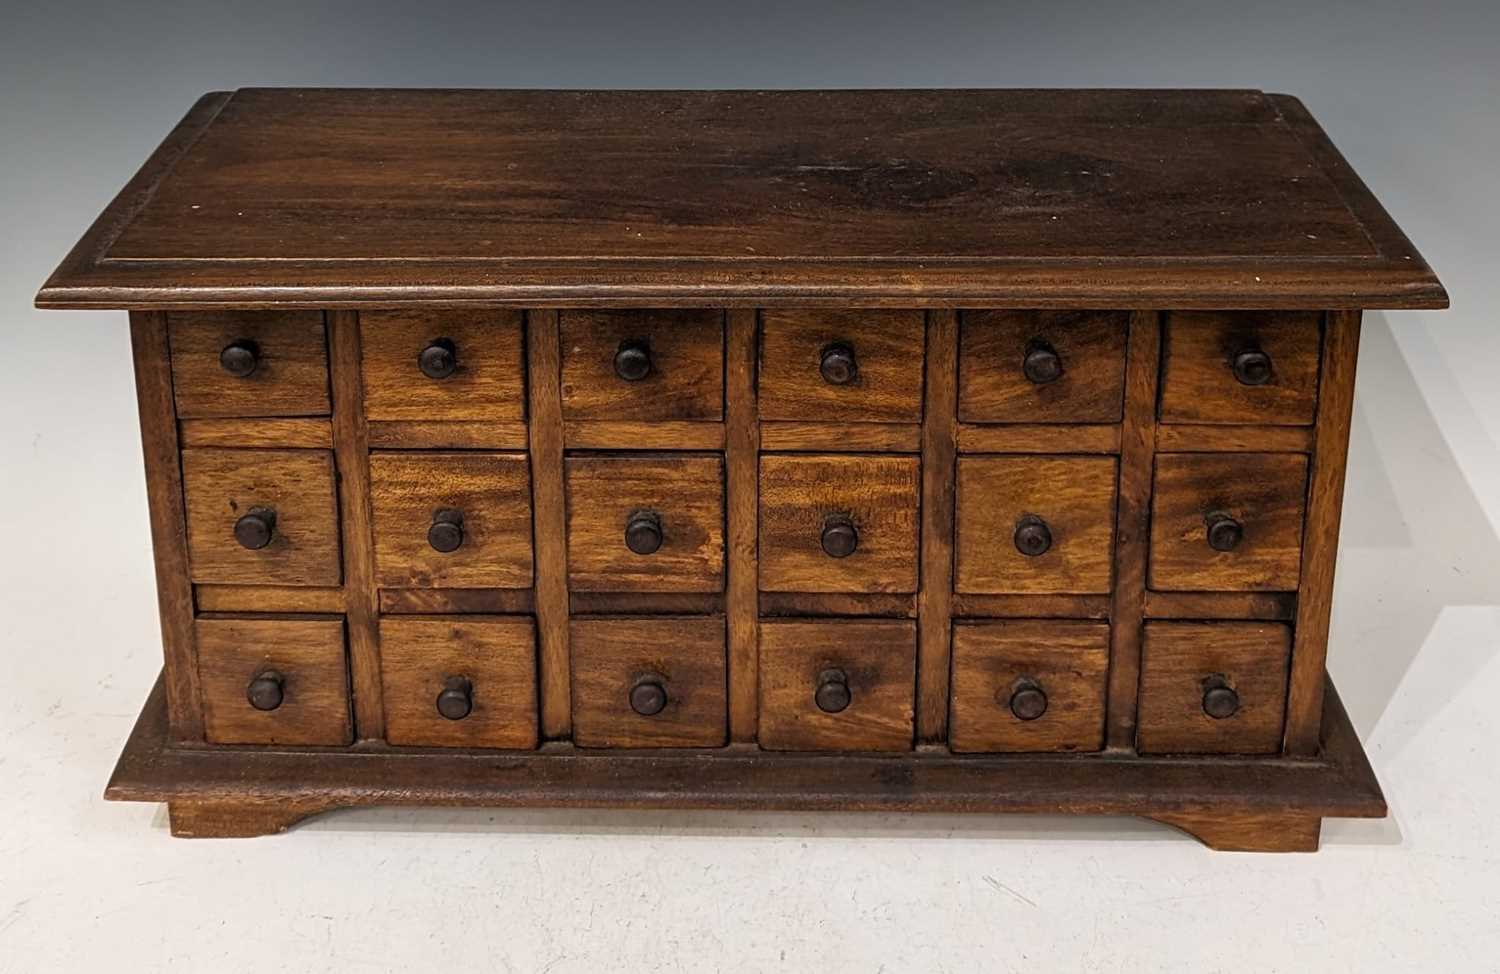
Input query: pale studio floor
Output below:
<box><xmin>2</xmin><ymin>3</ymin><xmax>1498</xmax><ymax>970</ymax></box>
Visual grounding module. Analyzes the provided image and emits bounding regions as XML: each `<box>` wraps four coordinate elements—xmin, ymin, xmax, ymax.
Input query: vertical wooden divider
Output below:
<box><xmin>526</xmin><ymin>309</ymin><xmax>572</xmax><ymax>739</ymax></box>
<box><xmin>128</xmin><ymin>310</ymin><xmax>204</xmax><ymax>744</ymax></box>
<box><xmin>916</xmin><ymin>310</ymin><xmax>958</xmax><ymax>744</ymax></box>
<box><xmin>1284</xmin><ymin>310</ymin><xmax>1363</xmax><ymax>755</ymax></box>
<box><xmin>725</xmin><ymin>309</ymin><xmax>760</xmax><ymax>743</ymax></box>
<box><xmin>1105</xmin><ymin>310</ymin><xmax>1161</xmax><ymax>750</ymax></box>
<box><xmin>328</xmin><ymin>311</ymin><xmax>385</xmax><ymax>741</ymax></box>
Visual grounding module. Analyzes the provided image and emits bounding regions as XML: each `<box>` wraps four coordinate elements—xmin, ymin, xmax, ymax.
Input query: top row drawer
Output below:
<box><xmin>168</xmin><ymin>309</ymin><xmax>1321</xmax><ymax>426</ymax></box>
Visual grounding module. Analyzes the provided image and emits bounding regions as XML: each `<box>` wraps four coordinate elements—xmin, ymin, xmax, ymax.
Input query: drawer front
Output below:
<box><xmin>1159</xmin><ymin>311</ymin><xmax>1321</xmax><ymax>425</ymax></box>
<box><xmin>958</xmin><ymin>310</ymin><xmax>1128</xmax><ymax>423</ymax></box>
<box><xmin>370</xmin><ymin>451</ymin><xmax>534</xmax><ymax>588</ymax></box>
<box><xmin>1138</xmin><ymin>621</ymin><xmax>1291</xmax><ymax>754</ymax></box>
<box><xmin>560</xmin><ymin>309</ymin><xmax>724</xmax><ymax>421</ymax></box>
<box><xmin>565</xmin><ymin>453</ymin><xmax>725</xmax><ymax>592</ymax></box>
<box><xmin>196</xmin><ymin>616</ymin><xmax>351</xmax><ymax>746</ymax></box>
<box><xmin>949</xmin><ymin>620</ymin><xmax>1109</xmax><ymax>753</ymax></box>
<box><xmin>182</xmin><ymin>448</ymin><xmax>341</xmax><ymax>586</ymax></box>
<box><xmin>1149</xmin><ymin>453</ymin><xmax>1308</xmax><ymax>592</ymax></box>
<box><xmin>570</xmin><ymin>616</ymin><xmax>727</xmax><ymax>747</ymax></box>
<box><xmin>360</xmin><ymin>310</ymin><xmax>525</xmax><ymax>421</ymax></box>
<box><xmin>169</xmin><ymin>311</ymin><xmax>330</xmax><ymax>418</ymax></box>
<box><xmin>758</xmin><ymin>454</ymin><xmax>920</xmax><ymax>593</ymax></box>
<box><xmin>955</xmin><ymin>455</ymin><xmax>1118</xmax><ymax>594</ymax></box>
<box><xmin>758</xmin><ymin>619</ymin><xmax>916</xmax><ymax>752</ymax></box>
<box><xmin>759</xmin><ymin>310</ymin><xmax>924</xmax><ymax>422</ymax></box>
<box><xmin>379</xmin><ymin>617</ymin><xmax>537</xmax><ymax>748</ymax></box>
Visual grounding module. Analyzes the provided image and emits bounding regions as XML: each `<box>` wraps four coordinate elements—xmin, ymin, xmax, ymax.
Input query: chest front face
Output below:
<box><xmin>42</xmin><ymin>89</ymin><xmax>1444</xmax><ymax>850</ymax></box>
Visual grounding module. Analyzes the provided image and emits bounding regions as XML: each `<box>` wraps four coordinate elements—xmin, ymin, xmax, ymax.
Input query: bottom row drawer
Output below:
<box><xmin>194</xmin><ymin>615</ymin><xmax>1291</xmax><ymax>756</ymax></box>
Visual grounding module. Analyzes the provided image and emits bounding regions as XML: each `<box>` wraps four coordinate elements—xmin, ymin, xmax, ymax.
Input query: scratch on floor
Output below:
<box><xmin>982</xmin><ymin>875</ymin><xmax>1037</xmax><ymax>909</ymax></box>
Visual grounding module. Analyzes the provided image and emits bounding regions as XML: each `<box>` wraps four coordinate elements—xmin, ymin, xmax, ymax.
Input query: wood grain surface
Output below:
<box><xmin>359</xmin><ymin>309</ymin><xmax>525</xmax><ymax>421</ymax></box>
<box><xmin>958</xmin><ymin>310</ymin><xmax>1128</xmax><ymax>423</ymax></box>
<box><xmin>559</xmin><ymin>309</ymin><xmax>724</xmax><ymax>421</ymax></box>
<box><xmin>758</xmin><ymin>310</ymin><xmax>924</xmax><ymax>422</ymax></box>
<box><xmin>167</xmin><ymin>311</ymin><xmax>329</xmax><ymax>418</ymax></box>
<box><xmin>195</xmin><ymin>616</ymin><xmax>351</xmax><ymax>746</ymax></box>
<box><xmin>1159</xmin><ymin>311</ymin><xmax>1322</xmax><ymax>425</ymax></box>
<box><xmin>1137</xmin><ymin>621</ymin><xmax>1292</xmax><ymax>754</ymax></box>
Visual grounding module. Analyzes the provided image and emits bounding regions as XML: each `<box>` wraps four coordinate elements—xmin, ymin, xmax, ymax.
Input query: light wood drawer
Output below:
<box><xmin>379</xmin><ymin>616</ymin><xmax>537</xmax><ymax>749</ymax></box>
<box><xmin>1137</xmin><ymin>621</ymin><xmax>1291</xmax><ymax>754</ymax></box>
<box><xmin>196</xmin><ymin>616</ymin><xmax>351</xmax><ymax>746</ymax></box>
<box><xmin>560</xmin><ymin>309</ymin><xmax>724</xmax><ymax>421</ymax></box>
<box><xmin>169</xmin><ymin>311</ymin><xmax>329</xmax><ymax>418</ymax></box>
<box><xmin>958</xmin><ymin>310</ymin><xmax>1128</xmax><ymax>423</ymax></box>
<box><xmin>181</xmin><ymin>447</ymin><xmax>341</xmax><ymax>586</ymax></box>
<box><xmin>1159</xmin><ymin>311</ymin><xmax>1321</xmax><ymax>425</ymax></box>
<box><xmin>360</xmin><ymin>310</ymin><xmax>525</xmax><ymax>421</ymax></box>
<box><xmin>570</xmin><ymin>615</ymin><xmax>727</xmax><ymax>748</ymax></box>
<box><xmin>369</xmin><ymin>451</ymin><xmax>534</xmax><ymax>589</ymax></box>
<box><xmin>955</xmin><ymin>455</ymin><xmax>1118</xmax><ymax>594</ymax></box>
<box><xmin>758</xmin><ymin>310</ymin><xmax>924</xmax><ymax>422</ymax></box>
<box><xmin>758</xmin><ymin>618</ymin><xmax>915</xmax><ymax>752</ymax></box>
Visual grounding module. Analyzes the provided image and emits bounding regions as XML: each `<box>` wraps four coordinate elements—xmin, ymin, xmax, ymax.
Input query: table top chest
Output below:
<box><xmin>40</xmin><ymin>88</ymin><xmax>1445</xmax><ymax>849</ymax></box>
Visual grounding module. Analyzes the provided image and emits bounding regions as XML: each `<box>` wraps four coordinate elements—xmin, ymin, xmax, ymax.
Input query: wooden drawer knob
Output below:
<box><xmin>219</xmin><ymin>339</ymin><xmax>260</xmax><ymax>378</ymax></box>
<box><xmin>233</xmin><ymin>508</ymin><xmax>276</xmax><ymax>550</ymax></box>
<box><xmin>1202</xmin><ymin>677</ymin><xmax>1240</xmax><ymax>719</ymax></box>
<box><xmin>245</xmin><ymin>670</ymin><xmax>284</xmax><ymax>711</ymax></box>
<box><xmin>614</xmin><ymin>339</ymin><xmax>653</xmax><ymax>381</ymax></box>
<box><xmin>1008</xmin><ymin>679</ymin><xmax>1049</xmax><ymax>721</ymax></box>
<box><xmin>1022</xmin><ymin>339</ymin><xmax>1062</xmax><ymax>384</ymax></box>
<box><xmin>820</xmin><ymin>515</ymin><xmax>859</xmax><ymax>558</ymax></box>
<box><xmin>418</xmin><ymin>338</ymin><xmax>458</xmax><ymax>379</ymax></box>
<box><xmin>428</xmin><ymin>508</ymin><xmax>465</xmax><ymax>553</ymax></box>
<box><xmin>815</xmin><ymin>668</ymin><xmax>851</xmax><ymax>713</ymax></box>
<box><xmin>1231</xmin><ymin>348</ymin><xmax>1272</xmax><ymax>386</ymax></box>
<box><xmin>1013</xmin><ymin>514</ymin><xmax>1052</xmax><ymax>557</ymax></box>
<box><xmin>819</xmin><ymin>342</ymin><xmax>858</xmax><ymax>385</ymax></box>
<box><xmin>629</xmin><ymin>676</ymin><xmax>668</xmax><ymax>716</ymax></box>
<box><xmin>1205</xmin><ymin>511</ymin><xmax>1243</xmax><ymax>552</ymax></box>
<box><xmin>624</xmin><ymin>510</ymin><xmax>663</xmax><ymax>555</ymax></box>
<box><xmin>436</xmin><ymin>676</ymin><xmax>473</xmax><ymax>721</ymax></box>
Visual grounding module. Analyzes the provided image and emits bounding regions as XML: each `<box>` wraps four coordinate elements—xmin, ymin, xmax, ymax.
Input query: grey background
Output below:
<box><xmin>2</xmin><ymin>2</ymin><xmax>1497</xmax><ymax>970</ymax></box>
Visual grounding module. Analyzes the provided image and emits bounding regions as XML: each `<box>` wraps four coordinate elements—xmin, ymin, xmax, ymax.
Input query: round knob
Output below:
<box><xmin>815</xmin><ymin>669</ymin><xmax>851</xmax><ymax>714</ymax></box>
<box><xmin>428</xmin><ymin>509</ymin><xmax>465</xmax><ymax>553</ymax></box>
<box><xmin>1203</xmin><ymin>679</ymin><xmax>1240</xmax><ymax>720</ymax></box>
<box><xmin>436</xmin><ymin>676</ymin><xmax>473</xmax><ymax>721</ymax></box>
<box><xmin>614</xmin><ymin>339</ymin><xmax>652</xmax><ymax>382</ymax></box>
<box><xmin>1013</xmin><ymin>514</ymin><xmax>1052</xmax><ymax>557</ymax></box>
<box><xmin>1022</xmin><ymin>339</ymin><xmax>1063</xmax><ymax>384</ymax></box>
<box><xmin>1232</xmin><ymin>348</ymin><xmax>1273</xmax><ymax>386</ymax></box>
<box><xmin>1205</xmin><ymin>512</ymin><xmax>1243</xmax><ymax>552</ymax></box>
<box><xmin>219</xmin><ymin>340</ymin><xmax>260</xmax><ymax>378</ymax></box>
<box><xmin>819</xmin><ymin>342</ymin><xmax>858</xmax><ymax>385</ymax></box>
<box><xmin>820</xmin><ymin>515</ymin><xmax>858</xmax><ymax>558</ymax></box>
<box><xmin>418</xmin><ymin>338</ymin><xmax>457</xmax><ymax>380</ymax></box>
<box><xmin>624</xmin><ymin>510</ymin><xmax>663</xmax><ymax>556</ymax></box>
<box><xmin>233</xmin><ymin>508</ymin><xmax>276</xmax><ymax>550</ymax></box>
<box><xmin>629</xmin><ymin>677</ymin><xmax>668</xmax><ymax>717</ymax></box>
<box><xmin>245</xmin><ymin>670</ymin><xmax>284</xmax><ymax>711</ymax></box>
<box><xmin>1008</xmin><ymin>681</ymin><xmax>1049</xmax><ymax>721</ymax></box>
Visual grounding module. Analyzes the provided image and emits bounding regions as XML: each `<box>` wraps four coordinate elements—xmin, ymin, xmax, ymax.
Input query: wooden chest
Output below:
<box><xmin>39</xmin><ymin>88</ymin><xmax>1446</xmax><ymax>850</ymax></box>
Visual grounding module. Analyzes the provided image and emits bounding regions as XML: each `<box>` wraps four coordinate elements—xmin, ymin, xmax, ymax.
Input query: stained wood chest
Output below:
<box><xmin>39</xmin><ymin>88</ymin><xmax>1447</xmax><ymax>850</ymax></box>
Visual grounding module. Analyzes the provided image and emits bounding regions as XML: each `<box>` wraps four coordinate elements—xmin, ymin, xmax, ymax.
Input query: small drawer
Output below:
<box><xmin>758</xmin><ymin>618</ymin><xmax>916</xmax><ymax>752</ymax></box>
<box><xmin>958</xmin><ymin>310</ymin><xmax>1128</xmax><ymax>423</ymax></box>
<box><xmin>758</xmin><ymin>454</ymin><xmax>920</xmax><ymax>593</ymax></box>
<box><xmin>1159</xmin><ymin>311</ymin><xmax>1321</xmax><ymax>425</ymax></box>
<box><xmin>168</xmin><ymin>311</ymin><xmax>329</xmax><ymax>418</ymax></box>
<box><xmin>360</xmin><ymin>310</ymin><xmax>526</xmax><ymax>421</ymax></box>
<box><xmin>570</xmin><ymin>615</ymin><xmax>727</xmax><ymax>747</ymax></box>
<box><xmin>181</xmin><ymin>448</ymin><xmax>341</xmax><ymax>586</ymax></box>
<box><xmin>955</xmin><ymin>455</ymin><xmax>1118</xmax><ymax>594</ymax></box>
<box><xmin>949</xmin><ymin>620</ymin><xmax>1109</xmax><ymax>752</ymax></box>
<box><xmin>759</xmin><ymin>310</ymin><xmax>924</xmax><ymax>422</ymax></box>
<box><xmin>369</xmin><ymin>451</ymin><xmax>534</xmax><ymax>589</ymax></box>
<box><xmin>379</xmin><ymin>616</ymin><xmax>537</xmax><ymax>748</ymax></box>
<box><xmin>565</xmin><ymin>453</ymin><xmax>724</xmax><ymax>592</ymax></box>
<box><xmin>1138</xmin><ymin>621</ymin><xmax>1291</xmax><ymax>754</ymax></box>
<box><xmin>1149</xmin><ymin>453</ymin><xmax>1308</xmax><ymax>592</ymax></box>
<box><xmin>560</xmin><ymin>309</ymin><xmax>724</xmax><ymax>421</ymax></box>
<box><xmin>196</xmin><ymin>616</ymin><xmax>351</xmax><ymax>746</ymax></box>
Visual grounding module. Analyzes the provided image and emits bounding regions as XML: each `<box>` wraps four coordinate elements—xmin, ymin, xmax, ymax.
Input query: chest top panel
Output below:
<box><xmin>38</xmin><ymin>88</ymin><xmax>1445</xmax><ymax>310</ymax></box>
